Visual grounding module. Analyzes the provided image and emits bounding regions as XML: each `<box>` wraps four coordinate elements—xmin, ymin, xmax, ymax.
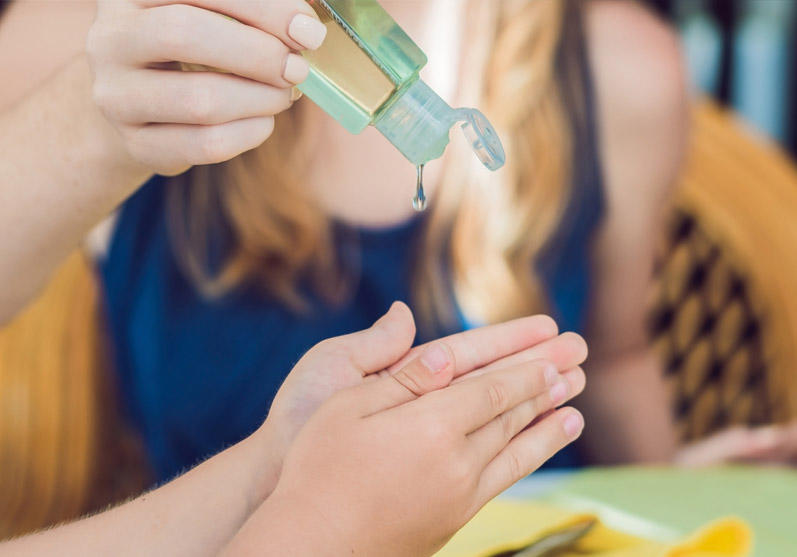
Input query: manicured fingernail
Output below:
<box><xmin>283</xmin><ymin>53</ymin><xmax>310</xmax><ymax>84</ymax></box>
<box><xmin>420</xmin><ymin>344</ymin><xmax>451</xmax><ymax>374</ymax></box>
<box><xmin>289</xmin><ymin>13</ymin><xmax>327</xmax><ymax>50</ymax></box>
<box><xmin>543</xmin><ymin>364</ymin><xmax>558</xmax><ymax>386</ymax></box>
<box><xmin>549</xmin><ymin>380</ymin><xmax>568</xmax><ymax>405</ymax></box>
<box><xmin>563</xmin><ymin>413</ymin><xmax>584</xmax><ymax>438</ymax></box>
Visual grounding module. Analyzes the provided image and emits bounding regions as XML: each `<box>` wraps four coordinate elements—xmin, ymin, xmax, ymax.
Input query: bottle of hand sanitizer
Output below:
<box><xmin>299</xmin><ymin>0</ymin><xmax>505</xmax><ymax>209</ymax></box>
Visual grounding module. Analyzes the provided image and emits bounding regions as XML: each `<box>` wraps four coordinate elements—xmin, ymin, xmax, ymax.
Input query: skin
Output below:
<box><xmin>0</xmin><ymin>2</ymin><xmax>787</xmax><ymax>553</ymax></box>
<box><xmin>3</xmin><ymin>304</ymin><xmax>588</xmax><ymax>555</ymax></box>
<box><xmin>579</xmin><ymin>0</ymin><xmax>688</xmax><ymax>463</ymax></box>
<box><xmin>0</xmin><ymin>0</ymin><xmax>790</xmax><ymax>510</ymax></box>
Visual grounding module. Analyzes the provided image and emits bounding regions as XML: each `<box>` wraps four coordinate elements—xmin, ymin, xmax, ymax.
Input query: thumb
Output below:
<box><xmin>353</xmin><ymin>342</ymin><xmax>456</xmax><ymax>417</ymax></box>
<box><xmin>338</xmin><ymin>301</ymin><xmax>417</xmax><ymax>373</ymax></box>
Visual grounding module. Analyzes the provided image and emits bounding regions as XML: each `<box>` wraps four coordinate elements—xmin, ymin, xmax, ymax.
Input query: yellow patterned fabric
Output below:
<box><xmin>436</xmin><ymin>501</ymin><xmax>751</xmax><ymax>557</ymax></box>
<box><xmin>649</xmin><ymin>101</ymin><xmax>797</xmax><ymax>440</ymax></box>
<box><xmin>649</xmin><ymin>210</ymin><xmax>772</xmax><ymax>440</ymax></box>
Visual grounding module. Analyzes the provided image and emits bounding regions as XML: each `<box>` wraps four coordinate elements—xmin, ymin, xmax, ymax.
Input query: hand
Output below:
<box><xmin>676</xmin><ymin>422</ymin><xmax>797</xmax><ymax>467</ymax></box>
<box><xmin>252</xmin><ymin>302</ymin><xmax>587</xmax><ymax>500</ymax></box>
<box><xmin>86</xmin><ymin>0</ymin><xmax>327</xmax><ymax>175</ymax></box>
<box><xmin>227</xmin><ymin>356</ymin><xmax>586</xmax><ymax>556</ymax></box>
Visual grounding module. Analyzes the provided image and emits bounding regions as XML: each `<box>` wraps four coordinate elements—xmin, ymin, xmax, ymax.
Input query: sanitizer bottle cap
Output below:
<box><xmin>374</xmin><ymin>79</ymin><xmax>506</xmax><ymax>170</ymax></box>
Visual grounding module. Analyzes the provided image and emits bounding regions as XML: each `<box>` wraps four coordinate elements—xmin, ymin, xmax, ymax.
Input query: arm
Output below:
<box><xmin>227</xmin><ymin>360</ymin><xmax>585</xmax><ymax>557</ymax></box>
<box><xmin>3</xmin><ymin>305</ymin><xmax>588</xmax><ymax>556</ymax></box>
<box><xmin>1</xmin><ymin>435</ymin><xmax>272</xmax><ymax>557</ymax></box>
<box><xmin>0</xmin><ymin>56</ymin><xmax>151</xmax><ymax>324</ymax></box>
<box><xmin>0</xmin><ymin>0</ymin><xmax>325</xmax><ymax>324</ymax></box>
<box><xmin>579</xmin><ymin>0</ymin><xmax>689</xmax><ymax>463</ymax></box>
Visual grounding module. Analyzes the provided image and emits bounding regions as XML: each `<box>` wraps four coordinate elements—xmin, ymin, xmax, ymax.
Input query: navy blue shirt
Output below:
<box><xmin>99</xmin><ymin>12</ymin><xmax>604</xmax><ymax>482</ymax></box>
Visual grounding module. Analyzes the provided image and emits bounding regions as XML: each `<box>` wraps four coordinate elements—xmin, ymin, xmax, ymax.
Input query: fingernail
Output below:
<box><xmin>543</xmin><ymin>364</ymin><xmax>558</xmax><ymax>386</ymax></box>
<box><xmin>563</xmin><ymin>413</ymin><xmax>584</xmax><ymax>438</ymax></box>
<box><xmin>283</xmin><ymin>53</ymin><xmax>310</xmax><ymax>84</ymax></box>
<box><xmin>289</xmin><ymin>13</ymin><xmax>327</xmax><ymax>50</ymax></box>
<box><xmin>549</xmin><ymin>380</ymin><xmax>568</xmax><ymax>405</ymax></box>
<box><xmin>420</xmin><ymin>344</ymin><xmax>451</xmax><ymax>374</ymax></box>
<box><xmin>290</xmin><ymin>87</ymin><xmax>304</xmax><ymax>102</ymax></box>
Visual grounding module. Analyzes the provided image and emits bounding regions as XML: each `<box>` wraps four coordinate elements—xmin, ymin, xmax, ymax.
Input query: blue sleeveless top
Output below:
<box><xmin>99</xmin><ymin>14</ymin><xmax>604</xmax><ymax>482</ymax></box>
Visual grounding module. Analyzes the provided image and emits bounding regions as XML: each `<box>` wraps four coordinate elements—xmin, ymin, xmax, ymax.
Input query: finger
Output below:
<box><xmin>119</xmin><ymin>5</ymin><xmax>309</xmax><ymax>87</ymax></box>
<box><xmin>100</xmin><ymin>70</ymin><xmax>292</xmax><ymax>125</ymax></box>
<box><xmin>452</xmin><ymin>332</ymin><xmax>588</xmax><ymax>384</ymax></box>
<box><xmin>423</xmin><ymin>359</ymin><xmax>560</xmax><ymax>434</ymax></box>
<box><xmin>123</xmin><ymin>115</ymin><xmax>275</xmax><ymax>174</ymax></box>
<box><xmin>360</xmin><ymin>342</ymin><xmax>585</xmax><ymax>420</ymax></box>
<box><xmin>135</xmin><ymin>0</ymin><xmax>325</xmax><ymax>51</ymax></box>
<box><xmin>334</xmin><ymin>302</ymin><xmax>416</xmax><ymax>373</ymax></box>
<box><xmin>468</xmin><ymin>367</ymin><xmax>586</xmax><ymax>466</ymax></box>
<box><xmin>352</xmin><ymin>343</ymin><xmax>456</xmax><ymax>417</ymax></box>
<box><xmin>387</xmin><ymin>315</ymin><xmax>559</xmax><ymax>379</ymax></box>
<box><xmin>675</xmin><ymin>428</ymin><xmax>759</xmax><ymax>467</ymax></box>
<box><xmin>476</xmin><ymin>407</ymin><xmax>584</xmax><ymax>504</ymax></box>
<box><xmin>728</xmin><ymin>424</ymin><xmax>797</xmax><ymax>464</ymax></box>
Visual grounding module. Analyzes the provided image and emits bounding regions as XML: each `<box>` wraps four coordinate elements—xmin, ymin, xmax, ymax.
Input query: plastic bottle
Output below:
<box><xmin>298</xmin><ymin>0</ymin><xmax>506</xmax><ymax>172</ymax></box>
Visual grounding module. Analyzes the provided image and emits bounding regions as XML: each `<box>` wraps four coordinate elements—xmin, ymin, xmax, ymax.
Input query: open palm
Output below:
<box><xmin>264</xmin><ymin>302</ymin><xmax>588</xmax><ymax>464</ymax></box>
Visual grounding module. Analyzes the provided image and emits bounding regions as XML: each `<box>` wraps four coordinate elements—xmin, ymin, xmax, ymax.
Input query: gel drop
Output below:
<box><xmin>299</xmin><ymin>0</ymin><xmax>506</xmax><ymax>209</ymax></box>
<box><xmin>412</xmin><ymin>164</ymin><xmax>427</xmax><ymax>212</ymax></box>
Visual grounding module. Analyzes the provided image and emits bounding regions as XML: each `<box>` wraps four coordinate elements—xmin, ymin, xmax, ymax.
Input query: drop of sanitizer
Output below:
<box><xmin>412</xmin><ymin>164</ymin><xmax>427</xmax><ymax>212</ymax></box>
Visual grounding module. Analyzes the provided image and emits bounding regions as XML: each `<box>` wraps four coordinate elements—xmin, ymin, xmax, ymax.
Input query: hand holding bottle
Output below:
<box><xmin>87</xmin><ymin>0</ymin><xmax>327</xmax><ymax>175</ymax></box>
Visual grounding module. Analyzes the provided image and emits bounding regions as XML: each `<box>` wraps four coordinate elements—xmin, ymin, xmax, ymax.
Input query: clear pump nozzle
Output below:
<box><xmin>374</xmin><ymin>79</ymin><xmax>506</xmax><ymax>170</ymax></box>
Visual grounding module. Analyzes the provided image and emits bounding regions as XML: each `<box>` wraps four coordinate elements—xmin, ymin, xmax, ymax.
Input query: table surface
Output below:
<box><xmin>503</xmin><ymin>466</ymin><xmax>796</xmax><ymax>557</ymax></box>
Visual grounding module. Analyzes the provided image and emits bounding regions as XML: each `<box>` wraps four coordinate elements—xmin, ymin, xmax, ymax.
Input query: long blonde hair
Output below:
<box><xmin>168</xmin><ymin>0</ymin><xmax>578</xmax><ymax>332</ymax></box>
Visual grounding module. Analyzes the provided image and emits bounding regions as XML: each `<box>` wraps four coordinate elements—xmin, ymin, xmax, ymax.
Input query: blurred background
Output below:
<box><xmin>649</xmin><ymin>0</ymin><xmax>797</xmax><ymax>154</ymax></box>
<box><xmin>1</xmin><ymin>1</ymin><xmax>797</xmax><ymax>553</ymax></box>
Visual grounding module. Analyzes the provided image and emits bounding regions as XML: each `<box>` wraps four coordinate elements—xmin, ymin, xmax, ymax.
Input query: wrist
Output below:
<box><xmin>239</xmin><ymin>419</ymin><xmax>288</xmax><ymax>509</ymax></box>
<box><xmin>223</xmin><ymin>487</ymin><xmax>353</xmax><ymax>557</ymax></box>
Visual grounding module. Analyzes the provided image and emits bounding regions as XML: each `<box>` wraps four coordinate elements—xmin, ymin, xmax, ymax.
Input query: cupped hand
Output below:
<box><xmin>250</xmin><ymin>301</ymin><xmax>587</xmax><ymax>504</ymax></box>
<box><xmin>228</xmin><ymin>353</ymin><xmax>586</xmax><ymax>556</ymax></box>
<box><xmin>87</xmin><ymin>0</ymin><xmax>326</xmax><ymax>175</ymax></box>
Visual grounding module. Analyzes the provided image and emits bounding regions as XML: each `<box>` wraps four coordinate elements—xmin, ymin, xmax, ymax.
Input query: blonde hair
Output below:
<box><xmin>168</xmin><ymin>0</ymin><xmax>576</xmax><ymax>331</ymax></box>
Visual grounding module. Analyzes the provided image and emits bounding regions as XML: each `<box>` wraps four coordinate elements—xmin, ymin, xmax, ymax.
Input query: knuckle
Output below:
<box><xmin>124</xmin><ymin>127</ymin><xmax>163</xmax><ymax>169</ymax></box>
<box><xmin>184</xmin><ymin>87</ymin><xmax>217</xmax><ymax>124</ymax></box>
<box><xmin>91</xmin><ymin>79</ymin><xmax>114</xmax><ymax>112</ymax></box>
<box><xmin>125</xmin><ymin>127</ymin><xmax>149</xmax><ymax>156</ymax></box>
<box><xmin>505</xmin><ymin>449</ymin><xmax>524</xmax><ymax>481</ymax></box>
<box><xmin>498</xmin><ymin>411</ymin><xmax>515</xmax><ymax>441</ymax></box>
<box><xmin>486</xmin><ymin>381</ymin><xmax>508</xmax><ymax>414</ymax></box>
<box><xmin>424</xmin><ymin>420</ymin><xmax>451</xmax><ymax>446</ymax></box>
<box><xmin>447</xmin><ymin>458</ymin><xmax>473</xmax><ymax>488</ymax></box>
<box><xmin>314</xmin><ymin>337</ymin><xmax>348</xmax><ymax>359</ymax></box>
<box><xmin>268</xmin><ymin>40</ymin><xmax>291</xmax><ymax>73</ymax></box>
<box><xmin>85</xmin><ymin>19</ymin><xmax>120</xmax><ymax>63</ymax></box>
<box><xmin>310</xmin><ymin>338</ymin><xmax>352</xmax><ymax>369</ymax></box>
<box><xmin>153</xmin><ymin>7</ymin><xmax>191</xmax><ymax>53</ymax></box>
<box><xmin>85</xmin><ymin>25</ymin><xmax>105</xmax><ymax>61</ymax></box>
<box><xmin>393</xmin><ymin>369</ymin><xmax>424</xmax><ymax>396</ymax></box>
<box><xmin>194</xmin><ymin>127</ymin><xmax>229</xmax><ymax>164</ymax></box>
